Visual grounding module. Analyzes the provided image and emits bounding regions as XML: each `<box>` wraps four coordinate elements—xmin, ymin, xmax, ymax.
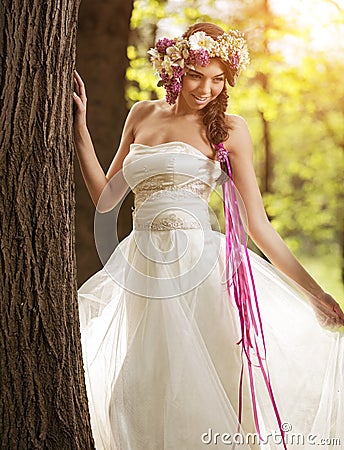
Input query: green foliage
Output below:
<box><xmin>126</xmin><ymin>0</ymin><xmax>168</xmax><ymax>105</ymax></box>
<box><xmin>131</xmin><ymin>0</ymin><xmax>166</xmax><ymax>28</ymax></box>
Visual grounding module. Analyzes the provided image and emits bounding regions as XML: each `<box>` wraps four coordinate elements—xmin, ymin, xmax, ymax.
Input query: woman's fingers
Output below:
<box><xmin>74</xmin><ymin>69</ymin><xmax>83</xmax><ymax>87</ymax></box>
<box><xmin>311</xmin><ymin>292</ymin><xmax>344</xmax><ymax>328</ymax></box>
<box><xmin>316</xmin><ymin>293</ymin><xmax>342</xmax><ymax>318</ymax></box>
<box><xmin>73</xmin><ymin>70</ymin><xmax>87</xmax><ymax>103</ymax></box>
<box><xmin>325</xmin><ymin>295</ymin><xmax>344</xmax><ymax>324</ymax></box>
<box><xmin>316</xmin><ymin>309</ymin><xmax>340</xmax><ymax>328</ymax></box>
<box><xmin>73</xmin><ymin>78</ymin><xmax>80</xmax><ymax>96</ymax></box>
<box><xmin>72</xmin><ymin>71</ymin><xmax>87</xmax><ymax>127</ymax></box>
<box><xmin>73</xmin><ymin>91</ymin><xmax>81</xmax><ymax>103</ymax></box>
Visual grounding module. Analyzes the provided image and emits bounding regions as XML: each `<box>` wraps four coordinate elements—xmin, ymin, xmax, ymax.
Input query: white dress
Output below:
<box><xmin>78</xmin><ymin>142</ymin><xmax>344</xmax><ymax>450</ymax></box>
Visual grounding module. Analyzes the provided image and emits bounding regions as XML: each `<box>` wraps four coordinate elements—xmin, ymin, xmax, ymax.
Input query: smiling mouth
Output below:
<box><xmin>193</xmin><ymin>95</ymin><xmax>210</xmax><ymax>102</ymax></box>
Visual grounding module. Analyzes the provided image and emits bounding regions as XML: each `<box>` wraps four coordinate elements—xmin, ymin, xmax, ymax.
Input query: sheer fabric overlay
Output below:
<box><xmin>78</xmin><ymin>142</ymin><xmax>343</xmax><ymax>450</ymax></box>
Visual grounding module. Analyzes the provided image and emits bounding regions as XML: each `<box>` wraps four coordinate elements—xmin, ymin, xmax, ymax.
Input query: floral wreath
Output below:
<box><xmin>148</xmin><ymin>30</ymin><xmax>250</xmax><ymax>105</ymax></box>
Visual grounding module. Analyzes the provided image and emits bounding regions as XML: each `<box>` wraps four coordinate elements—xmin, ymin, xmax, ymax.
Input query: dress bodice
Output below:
<box><xmin>122</xmin><ymin>142</ymin><xmax>222</xmax><ymax>231</ymax></box>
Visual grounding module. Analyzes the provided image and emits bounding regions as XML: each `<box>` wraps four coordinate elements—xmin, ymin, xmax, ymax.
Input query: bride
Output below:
<box><xmin>73</xmin><ymin>22</ymin><xmax>344</xmax><ymax>450</ymax></box>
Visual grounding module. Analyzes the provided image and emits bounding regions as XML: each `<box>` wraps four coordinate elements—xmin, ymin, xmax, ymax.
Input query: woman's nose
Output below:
<box><xmin>198</xmin><ymin>79</ymin><xmax>212</xmax><ymax>94</ymax></box>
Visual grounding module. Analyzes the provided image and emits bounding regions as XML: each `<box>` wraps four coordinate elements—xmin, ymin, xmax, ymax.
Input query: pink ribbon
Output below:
<box><xmin>216</xmin><ymin>142</ymin><xmax>287</xmax><ymax>449</ymax></box>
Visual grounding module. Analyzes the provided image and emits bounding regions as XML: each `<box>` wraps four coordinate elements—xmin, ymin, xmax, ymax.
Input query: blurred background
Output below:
<box><xmin>75</xmin><ymin>0</ymin><xmax>344</xmax><ymax>304</ymax></box>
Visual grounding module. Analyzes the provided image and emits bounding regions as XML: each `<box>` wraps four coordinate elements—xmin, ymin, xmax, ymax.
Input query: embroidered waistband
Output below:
<box><xmin>132</xmin><ymin>211</ymin><xmax>205</xmax><ymax>231</ymax></box>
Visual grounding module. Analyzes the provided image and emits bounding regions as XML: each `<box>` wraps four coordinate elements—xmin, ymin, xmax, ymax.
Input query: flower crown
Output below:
<box><xmin>148</xmin><ymin>30</ymin><xmax>250</xmax><ymax>105</ymax></box>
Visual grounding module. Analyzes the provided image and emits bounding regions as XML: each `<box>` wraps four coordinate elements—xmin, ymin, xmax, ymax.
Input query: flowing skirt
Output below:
<box><xmin>78</xmin><ymin>228</ymin><xmax>344</xmax><ymax>449</ymax></box>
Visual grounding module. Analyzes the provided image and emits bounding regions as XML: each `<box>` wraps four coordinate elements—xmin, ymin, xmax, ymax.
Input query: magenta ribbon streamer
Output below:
<box><xmin>216</xmin><ymin>142</ymin><xmax>287</xmax><ymax>449</ymax></box>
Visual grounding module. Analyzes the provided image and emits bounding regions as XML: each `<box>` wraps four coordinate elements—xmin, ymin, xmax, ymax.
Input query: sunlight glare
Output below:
<box><xmin>270</xmin><ymin>0</ymin><xmax>344</xmax><ymax>53</ymax></box>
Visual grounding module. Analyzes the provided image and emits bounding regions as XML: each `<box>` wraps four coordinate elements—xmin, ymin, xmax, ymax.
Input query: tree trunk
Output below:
<box><xmin>0</xmin><ymin>1</ymin><xmax>94</xmax><ymax>448</ymax></box>
<box><xmin>259</xmin><ymin>106</ymin><xmax>273</xmax><ymax>195</ymax></box>
<box><xmin>340</xmin><ymin>163</ymin><xmax>344</xmax><ymax>285</ymax></box>
<box><xmin>259</xmin><ymin>0</ymin><xmax>273</xmax><ymax>196</ymax></box>
<box><xmin>75</xmin><ymin>0</ymin><xmax>135</xmax><ymax>285</ymax></box>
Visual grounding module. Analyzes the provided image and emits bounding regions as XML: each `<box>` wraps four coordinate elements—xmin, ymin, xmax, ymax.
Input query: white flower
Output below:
<box><xmin>188</xmin><ymin>32</ymin><xmax>215</xmax><ymax>51</ymax></box>
<box><xmin>165</xmin><ymin>45</ymin><xmax>186</xmax><ymax>68</ymax></box>
<box><xmin>181</xmin><ymin>48</ymin><xmax>189</xmax><ymax>59</ymax></box>
<box><xmin>147</xmin><ymin>48</ymin><xmax>162</xmax><ymax>72</ymax></box>
<box><xmin>152</xmin><ymin>58</ymin><xmax>162</xmax><ymax>72</ymax></box>
<box><xmin>161</xmin><ymin>57</ymin><xmax>173</xmax><ymax>76</ymax></box>
<box><xmin>147</xmin><ymin>48</ymin><xmax>159</xmax><ymax>60</ymax></box>
<box><xmin>166</xmin><ymin>45</ymin><xmax>182</xmax><ymax>63</ymax></box>
<box><xmin>185</xmin><ymin>62</ymin><xmax>196</xmax><ymax>71</ymax></box>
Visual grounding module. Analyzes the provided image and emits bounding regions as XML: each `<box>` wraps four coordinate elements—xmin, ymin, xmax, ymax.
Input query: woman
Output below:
<box><xmin>73</xmin><ymin>22</ymin><xmax>344</xmax><ymax>450</ymax></box>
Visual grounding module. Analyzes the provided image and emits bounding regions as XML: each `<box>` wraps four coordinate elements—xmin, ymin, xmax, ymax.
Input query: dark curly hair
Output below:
<box><xmin>183</xmin><ymin>23</ymin><xmax>235</xmax><ymax>150</ymax></box>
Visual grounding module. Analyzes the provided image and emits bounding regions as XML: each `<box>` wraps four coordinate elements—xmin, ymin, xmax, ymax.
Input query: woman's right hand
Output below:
<box><xmin>73</xmin><ymin>70</ymin><xmax>87</xmax><ymax>128</ymax></box>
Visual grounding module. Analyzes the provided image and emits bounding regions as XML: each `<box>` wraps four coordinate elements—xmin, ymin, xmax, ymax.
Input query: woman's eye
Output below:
<box><xmin>214</xmin><ymin>78</ymin><xmax>224</xmax><ymax>83</ymax></box>
<box><xmin>189</xmin><ymin>73</ymin><xmax>200</xmax><ymax>79</ymax></box>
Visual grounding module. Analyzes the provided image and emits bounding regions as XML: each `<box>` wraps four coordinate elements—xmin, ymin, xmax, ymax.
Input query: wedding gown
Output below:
<box><xmin>78</xmin><ymin>141</ymin><xmax>344</xmax><ymax>450</ymax></box>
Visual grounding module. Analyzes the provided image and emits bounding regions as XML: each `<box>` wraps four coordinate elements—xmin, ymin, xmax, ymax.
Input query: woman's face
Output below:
<box><xmin>179</xmin><ymin>58</ymin><xmax>226</xmax><ymax>111</ymax></box>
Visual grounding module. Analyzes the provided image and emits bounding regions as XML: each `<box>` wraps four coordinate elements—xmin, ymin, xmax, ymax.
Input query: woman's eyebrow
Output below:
<box><xmin>189</xmin><ymin>69</ymin><xmax>225</xmax><ymax>78</ymax></box>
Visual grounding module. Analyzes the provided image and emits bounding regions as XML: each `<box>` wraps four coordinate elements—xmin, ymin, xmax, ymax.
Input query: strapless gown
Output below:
<box><xmin>78</xmin><ymin>142</ymin><xmax>343</xmax><ymax>450</ymax></box>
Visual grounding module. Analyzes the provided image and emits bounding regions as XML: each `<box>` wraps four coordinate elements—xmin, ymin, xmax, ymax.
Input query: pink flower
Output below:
<box><xmin>159</xmin><ymin>68</ymin><xmax>183</xmax><ymax>105</ymax></box>
<box><xmin>172</xmin><ymin>65</ymin><xmax>184</xmax><ymax>78</ymax></box>
<box><xmin>156</xmin><ymin>38</ymin><xmax>175</xmax><ymax>54</ymax></box>
<box><xmin>230</xmin><ymin>52</ymin><xmax>240</xmax><ymax>70</ymax></box>
<box><xmin>215</xmin><ymin>143</ymin><xmax>228</xmax><ymax>163</ymax></box>
<box><xmin>188</xmin><ymin>49</ymin><xmax>210</xmax><ymax>67</ymax></box>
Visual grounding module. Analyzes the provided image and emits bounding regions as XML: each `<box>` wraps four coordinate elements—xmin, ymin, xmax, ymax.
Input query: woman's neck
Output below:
<box><xmin>171</xmin><ymin>98</ymin><xmax>201</xmax><ymax>118</ymax></box>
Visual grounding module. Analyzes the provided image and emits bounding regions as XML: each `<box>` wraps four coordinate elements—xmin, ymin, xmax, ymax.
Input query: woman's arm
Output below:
<box><xmin>73</xmin><ymin>71</ymin><xmax>143</xmax><ymax>211</ymax></box>
<box><xmin>225</xmin><ymin>114</ymin><xmax>344</xmax><ymax>327</ymax></box>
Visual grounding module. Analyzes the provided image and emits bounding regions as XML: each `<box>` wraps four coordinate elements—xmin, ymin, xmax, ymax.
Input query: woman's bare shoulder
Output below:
<box><xmin>124</xmin><ymin>100</ymin><xmax>164</xmax><ymax>134</ymax></box>
<box><xmin>224</xmin><ymin>113</ymin><xmax>253</xmax><ymax>157</ymax></box>
<box><xmin>225</xmin><ymin>113</ymin><xmax>249</xmax><ymax>131</ymax></box>
<box><xmin>130</xmin><ymin>99</ymin><xmax>166</xmax><ymax>117</ymax></box>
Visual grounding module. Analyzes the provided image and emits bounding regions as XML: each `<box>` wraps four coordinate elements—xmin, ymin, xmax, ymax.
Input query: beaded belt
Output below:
<box><xmin>132</xmin><ymin>184</ymin><xmax>212</xmax><ymax>232</ymax></box>
<box><xmin>132</xmin><ymin>211</ymin><xmax>203</xmax><ymax>231</ymax></box>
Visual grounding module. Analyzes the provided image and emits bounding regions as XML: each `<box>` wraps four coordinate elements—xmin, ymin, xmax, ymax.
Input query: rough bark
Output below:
<box><xmin>0</xmin><ymin>1</ymin><xmax>94</xmax><ymax>448</ymax></box>
<box><xmin>75</xmin><ymin>0</ymin><xmax>135</xmax><ymax>285</ymax></box>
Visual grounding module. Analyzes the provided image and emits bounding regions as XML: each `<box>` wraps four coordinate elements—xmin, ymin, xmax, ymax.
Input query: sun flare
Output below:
<box><xmin>270</xmin><ymin>0</ymin><xmax>344</xmax><ymax>53</ymax></box>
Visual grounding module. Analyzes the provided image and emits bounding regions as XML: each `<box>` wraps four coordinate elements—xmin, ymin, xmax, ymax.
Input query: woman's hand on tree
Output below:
<box><xmin>73</xmin><ymin>70</ymin><xmax>87</xmax><ymax>127</ymax></box>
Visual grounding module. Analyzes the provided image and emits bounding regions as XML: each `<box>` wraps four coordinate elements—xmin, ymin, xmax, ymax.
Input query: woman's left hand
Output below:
<box><xmin>310</xmin><ymin>291</ymin><xmax>344</xmax><ymax>328</ymax></box>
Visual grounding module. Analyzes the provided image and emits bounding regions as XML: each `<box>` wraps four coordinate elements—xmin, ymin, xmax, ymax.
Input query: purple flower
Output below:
<box><xmin>215</xmin><ymin>143</ymin><xmax>228</xmax><ymax>163</ymax></box>
<box><xmin>188</xmin><ymin>49</ymin><xmax>210</xmax><ymax>67</ymax></box>
<box><xmin>172</xmin><ymin>65</ymin><xmax>184</xmax><ymax>78</ymax></box>
<box><xmin>195</xmin><ymin>49</ymin><xmax>210</xmax><ymax>66</ymax></box>
<box><xmin>156</xmin><ymin>38</ymin><xmax>175</xmax><ymax>54</ymax></box>
<box><xmin>159</xmin><ymin>68</ymin><xmax>183</xmax><ymax>105</ymax></box>
<box><xmin>165</xmin><ymin>77</ymin><xmax>182</xmax><ymax>105</ymax></box>
<box><xmin>160</xmin><ymin>68</ymin><xmax>170</xmax><ymax>84</ymax></box>
<box><xmin>230</xmin><ymin>52</ymin><xmax>240</xmax><ymax>70</ymax></box>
